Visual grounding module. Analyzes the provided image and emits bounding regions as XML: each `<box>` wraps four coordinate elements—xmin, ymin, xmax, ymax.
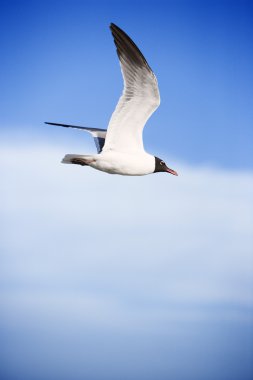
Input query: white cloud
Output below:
<box><xmin>1</xmin><ymin>141</ymin><xmax>253</xmax><ymax>379</ymax></box>
<box><xmin>1</xmin><ymin>142</ymin><xmax>253</xmax><ymax>307</ymax></box>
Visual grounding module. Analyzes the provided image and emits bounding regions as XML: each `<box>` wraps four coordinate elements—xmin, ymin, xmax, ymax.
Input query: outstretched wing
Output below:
<box><xmin>102</xmin><ymin>23</ymin><xmax>160</xmax><ymax>154</ymax></box>
<box><xmin>45</xmin><ymin>122</ymin><xmax>107</xmax><ymax>153</ymax></box>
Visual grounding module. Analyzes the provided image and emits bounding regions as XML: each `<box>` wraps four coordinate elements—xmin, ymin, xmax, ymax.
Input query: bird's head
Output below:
<box><xmin>154</xmin><ymin>157</ymin><xmax>178</xmax><ymax>176</ymax></box>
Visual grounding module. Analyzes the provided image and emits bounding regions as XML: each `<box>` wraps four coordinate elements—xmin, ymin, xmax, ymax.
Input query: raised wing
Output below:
<box><xmin>45</xmin><ymin>122</ymin><xmax>107</xmax><ymax>153</ymax></box>
<box><xmin>102</xmin><ymin>23</ymin><xmax>160</xmax><ymax>154</ymax></box>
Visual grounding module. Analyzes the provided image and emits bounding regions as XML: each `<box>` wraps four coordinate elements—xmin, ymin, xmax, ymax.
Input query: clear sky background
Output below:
<box><xmin>1</xmin><ymin>0</ymin><xmax>253</xmax><ymax>169</ymax></box>
<box><xmin>1</xmin><ymin>1</ymin><xmax>253</xmax><ymax>380</ymax></box>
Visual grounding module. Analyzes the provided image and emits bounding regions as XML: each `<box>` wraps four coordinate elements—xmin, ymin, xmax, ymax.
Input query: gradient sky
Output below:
<box><xmin>1</xmin><ymin>1</ymin><xmax>253</xmax><ymax>380</ymax></box>
<box><xmin>0</xmin><ymin>0</ymin><xmax>253</xmax><ymax>168</ymax></box>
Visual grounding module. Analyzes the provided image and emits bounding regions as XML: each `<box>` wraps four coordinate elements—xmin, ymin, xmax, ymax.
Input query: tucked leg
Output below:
<box><xmin>71</xmin><ymin>158</ymin><xmax>88</xmax><ymax>166</ymax></box>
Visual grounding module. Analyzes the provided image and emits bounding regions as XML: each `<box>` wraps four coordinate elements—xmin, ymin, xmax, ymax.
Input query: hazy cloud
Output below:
<box><xmin>1</xmin><ymin>142</ymin><xmax>253</xmax><ymax>380</ymax></box>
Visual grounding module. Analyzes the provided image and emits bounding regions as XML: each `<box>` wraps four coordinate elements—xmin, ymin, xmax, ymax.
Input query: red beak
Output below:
<box><xmin>166</xmin><ymin>167</ymin><xmax>178</xmax><ymax>176</ymax></box>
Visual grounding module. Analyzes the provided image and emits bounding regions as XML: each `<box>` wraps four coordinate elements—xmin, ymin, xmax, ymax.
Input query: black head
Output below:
<box><xmin>154</xmin><ymin>157</ymin><xmax>178</xmax><ymax>176</ymax></box>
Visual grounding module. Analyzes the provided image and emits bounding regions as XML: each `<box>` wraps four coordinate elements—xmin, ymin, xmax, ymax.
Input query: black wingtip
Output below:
<box><xmin>44</xmin><ymin>121</ymin><xmax>68</xmax><ymax>127</ymax></box>
<box><xmin>44</xmin><ymin>121</ymin><xmax>107</xmax><ymax>132</ymax></box>
<box><xmin>45</xmin><ymin>121</ymin><xmax>63</xmax><ymax>127</ymax></box>
<box><xmin>110</xmin><ymin>23</ymin><xmax>120</xmax><ymax>33</ymax></box>
<box><xmin>109</xmin><ymin>23</ymin><xmax>127</xmax><ymax>36</ymax></box>
<box><xmin>45</xmin><ymin>122</ymin><xmax>60</xmax><ymax>126</ymax></box>
<box><xmin>44</xmin><ymin>122</ymin><xmax>69</xmax><ymax>127</ymax></box>
<box><xmin>109</xmin><ymin>22</ymin><xmax>152</xmax><ymax>73</ymax></box>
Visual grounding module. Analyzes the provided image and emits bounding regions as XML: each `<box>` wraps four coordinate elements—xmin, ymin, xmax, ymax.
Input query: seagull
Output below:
<box><xmin>45</xmin><ymin>23</ymin><xmax>178</xmax><ymax>176</ymax></box>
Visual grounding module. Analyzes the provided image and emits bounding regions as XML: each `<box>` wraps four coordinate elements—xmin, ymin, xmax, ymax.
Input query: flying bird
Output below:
<box><xmin>45</xmin><ymin>23</ymin><xmax>178</xmax><ymax>176</ymax></box>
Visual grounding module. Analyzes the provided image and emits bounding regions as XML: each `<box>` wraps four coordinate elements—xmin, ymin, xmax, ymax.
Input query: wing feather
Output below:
<box><xmin>45</xmin><ymin>122</ymin><xmax>106</xmax><ymax>153</ymax></box>
<box><xmin>102</xmin><ymin>23</ymin><xmax>160</xmax><ymax>154</ymax></box>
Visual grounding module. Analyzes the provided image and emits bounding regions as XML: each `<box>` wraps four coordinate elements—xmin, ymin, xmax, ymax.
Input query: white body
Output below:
<box><xmin>89</xmin><ymin>151</ymin><xmax>155</xmax><ymax>176</ymax></box>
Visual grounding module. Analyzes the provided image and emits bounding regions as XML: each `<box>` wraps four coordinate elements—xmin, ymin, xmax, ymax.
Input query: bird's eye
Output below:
<box><xmin>160</xmin><ymin>161</ymin><xmax>165</xmax><ymax>166</ymax></box>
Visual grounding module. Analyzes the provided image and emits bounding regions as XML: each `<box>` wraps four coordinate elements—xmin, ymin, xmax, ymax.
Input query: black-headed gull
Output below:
<box><xmin>45</xmin><ymin>23</ymin><xmax>178</xmax><ymax>176</ymax></box>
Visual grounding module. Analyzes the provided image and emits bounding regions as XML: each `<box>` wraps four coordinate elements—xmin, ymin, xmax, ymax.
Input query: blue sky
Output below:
<box><xmin>1</xmin><ymin>1</ymin><xmax>253</xmax><ymax>380</ymax></box>
<box><xmin>0</xmin><ymin>0</ymin><xmax>253</xmax><ymax>168</ymax></box>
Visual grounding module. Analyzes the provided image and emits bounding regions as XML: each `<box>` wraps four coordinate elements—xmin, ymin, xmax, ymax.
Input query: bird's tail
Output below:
<box><xmin>61</xmin><ymin>154</ymin><xmax>94</xmax><ymax>166</ymax></box>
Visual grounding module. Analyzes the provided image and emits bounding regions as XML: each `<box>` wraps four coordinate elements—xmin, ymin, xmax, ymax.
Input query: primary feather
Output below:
<box><xmin>102</xmin><ymin>23</ymin><xmax>160</xmax><ymax>154</ymax></box>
